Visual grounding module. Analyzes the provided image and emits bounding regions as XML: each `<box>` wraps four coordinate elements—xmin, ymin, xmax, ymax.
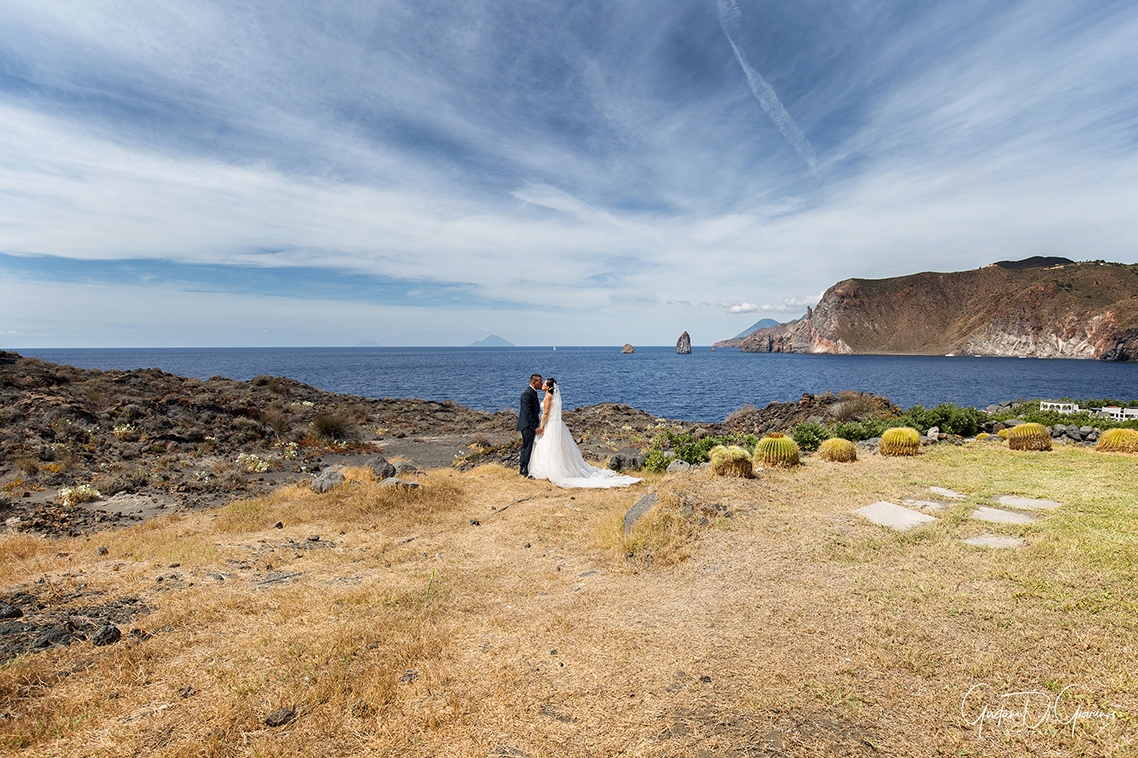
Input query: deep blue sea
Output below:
<box><xmin>20</xmin><ymin>347</ymin><xmax>1138</xmax><ymax>423</ymax></box>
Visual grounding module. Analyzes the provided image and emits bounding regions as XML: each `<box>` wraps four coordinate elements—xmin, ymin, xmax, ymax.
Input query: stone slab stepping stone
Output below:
<box><xmin>971</xmin><ymin>506</ymin><xmax>1036</xmax><ymax>525</ymax></box>
<box><xmin>963</xmin><ymin>534</ymin><xmax>1024</xmax><ymax>548</ymax></box>
<box><xmin>929</xmin><ymin>487</ymin><xmax>967</xmax><ymax>500</ymax></box>
<box><xmin>855</xmin><ymin>501</ymin><xmax>938</xmax><ymax>531</ymax></box>
<box><xmin>995</xmin><ymin>495</ymin><xmax>1061</xmax><ymax>510</ymax></box>
<box><xmin>902</xmin><ymin>498</ymin><xmax>947</xmax><ymax>512</ymax></box>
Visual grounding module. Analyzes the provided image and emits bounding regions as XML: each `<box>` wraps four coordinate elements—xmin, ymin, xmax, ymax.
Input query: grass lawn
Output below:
<box><xmin>1</xmin><ymin>442</ymin><xmax>1135</xmax><ymax>756</ymax></box>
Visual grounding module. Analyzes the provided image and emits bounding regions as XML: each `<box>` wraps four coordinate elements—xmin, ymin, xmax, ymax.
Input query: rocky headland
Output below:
<box><xmin>716</xmin><ymin>258</ymin><xmax>1138</xmax><ymax>360</ymax></box>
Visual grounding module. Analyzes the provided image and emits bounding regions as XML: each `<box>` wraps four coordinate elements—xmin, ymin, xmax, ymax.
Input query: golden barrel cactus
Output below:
<box><xmin>817</xmin><ymin>437</ymin><xmax>857</xmax><ymax>463</ymax></box>
<box><xmin>754</xmin><ymin>433</ymin><xmax>800</xmax><ymax>468</ymax></box>
<box><xmin>880</xmin><ymin>427</ymin><xmax>920</xmax><ymax>457</ymax></box>
<box><xmin>1096</xmin><ymin>427</ymin><xmax>1138</xmax><ymax>453</ymax></box>
<box><xmin>1006</xmin><ymin>422</ymin><xmax>1052</xmax><ymax>451</ymax></box>
<box><xmin>709</xmin><ymin>445</ymin><xmax>753</xmax><ymax>477</ymax></box>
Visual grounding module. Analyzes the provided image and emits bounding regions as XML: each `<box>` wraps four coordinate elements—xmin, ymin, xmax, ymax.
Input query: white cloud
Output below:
<box><xmin>1</xmin><ymin>0</ymin><xmax>1137</xmax><ymax>347</ymax></box>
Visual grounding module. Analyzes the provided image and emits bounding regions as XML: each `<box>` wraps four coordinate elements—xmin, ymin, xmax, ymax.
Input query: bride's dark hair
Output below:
<box><xmin>545</xmin><ymin>377</ymin><xmax>557</xmax><ymax>389</ymax></box>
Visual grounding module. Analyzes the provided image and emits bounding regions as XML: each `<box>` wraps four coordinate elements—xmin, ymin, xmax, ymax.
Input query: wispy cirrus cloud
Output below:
<box><xmin>1</xmin><ymin>0</ymin><xmax>1137</xmax><ymax>347</ymax></box>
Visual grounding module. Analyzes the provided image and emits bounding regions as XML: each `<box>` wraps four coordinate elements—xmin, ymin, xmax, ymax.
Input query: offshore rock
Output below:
<box><xmin>621</xmin><ymin>343</ymin><xmax>635</xmax><ymax>354</ymax></box>
<box><xmin>676</xmin><ymin>331</ymin><xmax>692</xmax><ymax>354</ymax></box>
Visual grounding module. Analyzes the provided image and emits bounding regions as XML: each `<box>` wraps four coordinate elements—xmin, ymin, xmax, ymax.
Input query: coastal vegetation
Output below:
<box><xmin>707</xmin><ymin>445</ymin><xmax>753</xmax><ymax>477</ymax></box>
<box><xmin>2</xmin><ymin>444</ymin><xmax>1136</xmax><ymax>755</ymax></box>
<box><xmin>816</xmin><ymin>437</ymin><xmax>857</xmax><ymax>463</ymax></box>
<box><xmin>753</xmin><ymin>433</ymin><xmax>801</xmax><ymax>468</ymax></box>
<box><xmin>879</xmin><ymin>426</ymin><xmax>921</xmax><ymax>457</ymax></box>
<box><xmin>3</xmin><ymin>352</ymin><xmax>1138</xmax><ymax>754</ymax></box>
<box><xmin>1096</xmin><ymin>427</ymin><xmax>1138</xmax><ymax>453</ymax></box>
<box><xmin>1006</xmin><ymin>422</ymin><xmax>1054</xmax><ymax>452</ymax></box>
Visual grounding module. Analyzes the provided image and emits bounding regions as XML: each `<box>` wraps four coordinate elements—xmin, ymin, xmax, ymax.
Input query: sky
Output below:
<box><xmin>2</xmin><ymin>0</ymin><xmax>1137</xmax><ymax>348</ymax></box>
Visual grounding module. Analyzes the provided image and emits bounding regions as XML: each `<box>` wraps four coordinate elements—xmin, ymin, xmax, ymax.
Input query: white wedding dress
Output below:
<box><xmin>530</xmin><ymin>386</ymin><xmax>642</xmax><ymax>489</ymax></box>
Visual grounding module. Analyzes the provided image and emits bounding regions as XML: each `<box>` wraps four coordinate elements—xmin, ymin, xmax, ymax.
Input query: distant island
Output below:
<box><xmin>468</xmin><ymin>335</ymin><xmax>515</xmax><ymax>347</ymax></box>
<box><xmin>354</xmin><ymin>340</ymin><xmax>383</xmax><ymax>347</ymax></box>
<box><xmin>715</xmin><ymin>258</ymin><xmax>1138</xmax><ymax>361</ymax></box>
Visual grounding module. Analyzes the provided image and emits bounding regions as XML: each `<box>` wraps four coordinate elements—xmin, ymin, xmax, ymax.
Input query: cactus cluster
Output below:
<box><xmin>709</xmin><ymin>445</ymin><xmax>753</xmax><ymax>478</ymax></box>
<box><xmin>1006</xmin><ymin>422</ymin><xmax>1052</xmax><ymax>451</ymax></box>
<box><xmin>880</xmin><ymin>426</ymin><xmax>920</xmax><ymax>457</ymax></box>
<box><xmin>754</xmin><ymin>433</ymin><xmax>800</xmax><ymax>468</ymax></box>
<box><xmin>1096</xmin><ymin>427</ymin><xmax>1138</xmax><ymax>453</ymax></box>
<box><xmin>817</xmin><ymin>437</ymin><xmax>857</xmax><ymax>463</ymax></box>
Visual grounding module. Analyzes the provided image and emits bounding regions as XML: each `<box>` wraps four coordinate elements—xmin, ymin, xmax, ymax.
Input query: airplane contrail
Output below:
<box><xmin>717</xmin><ymin>0</ymin><xmax>819</xmax><ymax>175</ymax></box>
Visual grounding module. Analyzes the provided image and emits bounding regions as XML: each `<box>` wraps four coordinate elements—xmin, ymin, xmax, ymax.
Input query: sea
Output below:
<box><xmin>20</xmin><ymin>347</ymin><xmax>1138</xmax><ymax>424</ymax></box>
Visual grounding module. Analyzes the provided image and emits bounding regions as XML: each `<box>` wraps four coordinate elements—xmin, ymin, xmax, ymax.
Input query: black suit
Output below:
<box><xmin>518</xmin><ymin>385</ymin><xmax>540</xmax><ymax>475</ymax></box>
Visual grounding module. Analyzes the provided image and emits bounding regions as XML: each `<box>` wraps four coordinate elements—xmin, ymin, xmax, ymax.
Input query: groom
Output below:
<box><xmin>518</xmin><ymin>373</ymin><xmax>542</xmax><ymax>477</ymax></box>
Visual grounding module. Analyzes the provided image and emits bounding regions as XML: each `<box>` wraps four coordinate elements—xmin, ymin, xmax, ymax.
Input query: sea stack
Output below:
<box><xmin>621</xmin><ymin>343</ymin><xmax>635</xmax><ymax>354</ymax></box>
<box><xmin>676</xmin><ymin>331</ymin><xmax>691</xmax><ymax>354</ymax></box>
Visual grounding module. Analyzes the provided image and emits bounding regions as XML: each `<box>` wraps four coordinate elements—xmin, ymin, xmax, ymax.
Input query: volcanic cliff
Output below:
<box><xmin>716</xmin><ymin>260</ymin><xmax>1138</xmax><ymax>360</ymax></box>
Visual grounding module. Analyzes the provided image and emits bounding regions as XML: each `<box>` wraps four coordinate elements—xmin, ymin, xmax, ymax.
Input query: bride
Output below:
<box><xmin>529</xmin><ymin>378</ymin><xmax>642</xmax><ymax>488</ymax></box>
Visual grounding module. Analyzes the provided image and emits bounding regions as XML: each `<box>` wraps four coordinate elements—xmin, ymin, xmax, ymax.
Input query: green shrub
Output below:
<box><xmin>754</xmin><ymin>433</ymin><xmax>800</xmax><ymax>468</ymax></box>
<box><xmin>832</xmin><ymin>418</ymin><xmax>888</xmax><ymax>442</ymax></box>
<box><xmin>817</xmin><ymin>437</ymin><xmax>857</xmax><ymax>463</ymax></box>
<box><xmin>880</xmin><ymin>427</ymin><xmax>920</xmax><ymax>456</ymax></box>
<box><xmin>1007</xmin><ymin>422</ymin><xmax>1052</xmax><ymax>451</ymax></box>
<box><xmin>642</xmin><ymin>449</ymin><xmax>672</xmax><ymax>473</ymax></box>
<box><xmin>647</xmin><ymin>430</ymin><xmax>757</xmax><ymax>465</ymax></box>
<box><xmin>791</xmin><ymin>422</ymin><xmax>830</xmax><ymax>452</ymax></box>
<box><xmin>897</xmin><ymin>403</ymin><xmax>985</xmax><ymax>436</ymax></box>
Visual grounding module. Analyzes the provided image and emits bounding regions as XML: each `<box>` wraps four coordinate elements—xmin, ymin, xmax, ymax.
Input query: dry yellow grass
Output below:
<box><xmin>1</xmin><ymin>448</ymin><xmax>1135</xmax><ymax>756</ymax></box>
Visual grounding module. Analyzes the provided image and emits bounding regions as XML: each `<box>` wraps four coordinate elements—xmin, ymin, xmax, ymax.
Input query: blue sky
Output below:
<box><xmin>2</xmin><ymin>0</ymin><xmax>1137</xmax><ymax>347</ymax></box>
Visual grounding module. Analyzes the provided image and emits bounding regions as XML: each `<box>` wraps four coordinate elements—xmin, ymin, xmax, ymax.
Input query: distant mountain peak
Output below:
<box><xmin>469</xmin><ymin>334</ymin><xmax>515</xmax><ymax>347</ymax></box>
<box><xmin>732</xmin><ymin>318</ymin><xmax>779</xmax><ymax>340</ymax></box>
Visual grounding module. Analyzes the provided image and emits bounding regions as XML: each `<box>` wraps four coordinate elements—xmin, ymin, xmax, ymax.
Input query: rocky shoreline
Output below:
<box><xmin>0</xmin><ymin>351</ymin><xmax>913</xmax><ymax>537</ymax></box>
<box><xmin>2</xmin><ymin>349</ymin><xmax>1119</xmax><ymax>540</ymax></box>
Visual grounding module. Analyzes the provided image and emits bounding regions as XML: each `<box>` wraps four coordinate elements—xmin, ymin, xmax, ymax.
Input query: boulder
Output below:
<box><xmin>621</xmin><ymin>343</ymin><xmax>635</xmax><ymax>354</ymax></box>
<box><xmin>264</xmin><ymin>707</ymin><xmax>297</xmax><ymax>728</ymax></box>
<box><xmin>311</xmin><ymin>470</ymin><xmax>345</xmax><ymax>493</ymax></box>
<box><xmin>91</xmin><ymin>624</ymin><xmax>122</xmax><ymax>647</ymax></box>
<box><xmin>380</xmin><ymin>477</ymin><xmax>420</xmax><ymax>490</ymax></box>
<box><xmin>623</xmin><ymin>492</ymin><xmax>657</xmax><ymax>534</ymax></box>
<box><xmin>676</xmin><ymin>331</ymin><xmax>692</xmax><ymax>354</ymax></box>
<box><xmin>666</xmin><ymin>460</ymin><xmax>692</xmax><ymax>473</ymax></box>
<box><xmin>394</xmin><ymin>461</ymin><xmax>419</xmax><ymax>475</ymax></box>
<box><xmin>367</xmin><ymin>456</ymin><xmax>396</xmax><ymax>480</ymax></box>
